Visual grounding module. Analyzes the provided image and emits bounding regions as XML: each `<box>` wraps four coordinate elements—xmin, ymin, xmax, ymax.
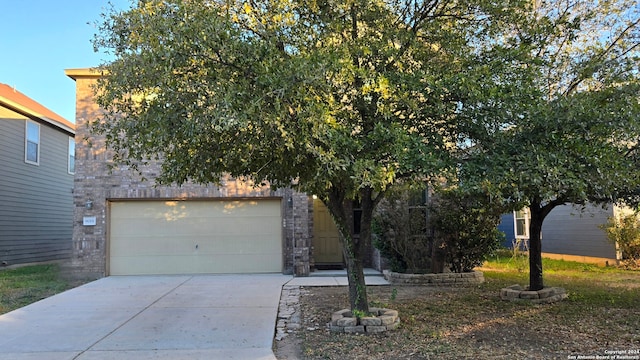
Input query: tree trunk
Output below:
<box><xmin>343</xmin><ymin>236</ymin><xmax>368</xmax><ymax>312</ymax></box>
<box><xmin>528</xmin><ymin>200</ymin><xmax>557</xmax><ymax>291</ymax></box>
<box><xmin>528</xmin><ymin>206</ymin><xmax>544</xmax><ymax>290</ymax></box>
<box><xmin>325</xmin><ymin>187</ymin><xmax>372</xmax><ymax>313</ymax></box>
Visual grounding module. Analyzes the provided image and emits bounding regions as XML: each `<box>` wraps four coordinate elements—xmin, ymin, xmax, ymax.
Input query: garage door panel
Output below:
<box><xmin>109</xmin><ymin>253</ymin><xmax>282</xmax><ymax>275</ymax></box>
<box><xmin>110</xmin><ymin>255</ymin><xmax>196</xmax><ymax>275</ymax></box>
<box><xmin>109</xmin><ymin>200</ymin><xmax>283</xmax><ymax>275</ymax></box>
<box><xmin>204</xmin><ymin>253</ymin><xmax>282</xmax><ymax>273</ymax></box>
<box><xmin>110</xmin><ymin>236</ymin><xmax>199</xmax><ymax>256</ymax></box>
<box><xmin>112</xmin><ymin>220</ymin><xmax>260</xmax><ymax>238</ymax></box>
<box><xmin>112</xmin><ymin>236</ymin><xmax>282</xmax><ymax>256</ymax></box>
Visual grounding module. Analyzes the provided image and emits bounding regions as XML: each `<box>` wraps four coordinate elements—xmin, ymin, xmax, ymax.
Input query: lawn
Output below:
<box><xmin>279</xmin><ymin>256</ymin><xmax>640</xmax><ymax>359</ymax></box>
<box><xmin>0</xmin><ymin>264</ymin><xmax>87</xmax><ymax>315</ymax></box>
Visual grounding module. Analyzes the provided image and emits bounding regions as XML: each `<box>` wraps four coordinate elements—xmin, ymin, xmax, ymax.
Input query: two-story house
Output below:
<box><xmin>65</xmin><ymin>68</ymin><xmax>384</xmax><ymax>279</ymax></box>
<box><xmin>0</xmin><ymin>83</ymin><xmax>75</xmax><ymax>267</ymax></box>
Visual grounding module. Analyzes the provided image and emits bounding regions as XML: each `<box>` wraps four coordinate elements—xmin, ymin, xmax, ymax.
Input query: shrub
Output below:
<box><xmin>373</xmin><ymin>186</ymin><xmax>432</xmax><ymax>273</ymax></box>
<box><xmin>429</xmin><ymin>188</ymin><xmax>506</xmax><ymax>273</ymax></box>
<box><xmin>374</xmin><ymin>185</ymin><xmax>506</xmax><ymax>273</ymax></box>
<box><xmin>600</xmin><ymin>213</ymin><xmax>640</xmax><ymax>268</ymax></box>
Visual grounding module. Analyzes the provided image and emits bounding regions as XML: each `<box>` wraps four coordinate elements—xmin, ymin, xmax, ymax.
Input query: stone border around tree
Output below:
<box><xmin>500</xmin><ymin>284</ymin><xmax>568</xmax><ymax>304</ymax></box>
<box><xmin>384</xmin><ymin>270</ymin><xmax>485</xmax><ymax>285</ymax></box>
<box><xmin>328</xmin><ymin>308</ymin><xmax>400</xmax><ymax>334</ymax></box>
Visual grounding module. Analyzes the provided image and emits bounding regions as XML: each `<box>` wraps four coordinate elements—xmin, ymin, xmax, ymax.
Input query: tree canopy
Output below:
<box><xmin>93</xmin><ymin>0</ymin><xmax>523</xmax><ymax>311</ymax></box>
<box><xmin>458</xmin><ymin>0</ymin><xmax>640</xmax><ymax>290</ymax></box>
<box><xmin>94</xmin><ymin>0</ymin><xmax>474</xmax><ymax>192</ymax></box>
<box><xmin>92</xmin><ymin>0</ymin><xmax>639</xmax><ymax>305</ymax></box>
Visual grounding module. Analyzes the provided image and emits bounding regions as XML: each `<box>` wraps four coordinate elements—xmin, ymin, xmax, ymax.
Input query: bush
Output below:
<box><xmin>429</xmin><ymin>188</ymin><xmax>506</xmax><ymax>273</ymax></box>
<box><xmin>374</xmin><ymin>185</ymin><xmax>506</xmax><ymax>273</ymax></box>
<box><xmin>600</xmin><ymin>213</ymin><xmax>640</xmax><ymax>268</ymax></box>
<box><xmin>373</xmin><ymin>186</ymin><xmax>432</xmax><ymax>273</ymax></box>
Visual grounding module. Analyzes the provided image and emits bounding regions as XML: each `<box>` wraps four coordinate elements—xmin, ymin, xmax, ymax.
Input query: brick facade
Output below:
<box><xmin>65</xmin><ymin>69</ymin><xmax>313</xmax><ymax>278</ymax></box>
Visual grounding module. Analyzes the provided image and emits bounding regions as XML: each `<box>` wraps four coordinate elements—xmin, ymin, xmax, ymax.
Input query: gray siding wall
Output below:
<box><xmin>498</xmin><ymin>204</ymin><xmax>618</xmax><ymax>260</ymax></box>
<box><xmin>542</xmin><ymin>204</ymin><xmax>617</xmax><ymax>259</ymax></box>
<box><xmin>0</xmin><ymin>117</ymin><xmax>74</xmax><ymax>266</ymax></box>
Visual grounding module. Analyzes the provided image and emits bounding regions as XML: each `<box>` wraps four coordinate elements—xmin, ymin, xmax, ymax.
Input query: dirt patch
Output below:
<box><xmin>274</xmin><ymin>284</ymin><xmax>640</xmax><ymax>359</ymax></box>
<box><xmin>274</xmin><ymin>333</ymin><xmax>304</xmax><ymax>360</ymax></box>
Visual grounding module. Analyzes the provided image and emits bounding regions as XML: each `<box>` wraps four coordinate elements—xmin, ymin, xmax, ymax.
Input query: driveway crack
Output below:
<box><xmin>73</xmin><ymin>276</ymin><xmax>193</xmax><ymax>359</ymax></box>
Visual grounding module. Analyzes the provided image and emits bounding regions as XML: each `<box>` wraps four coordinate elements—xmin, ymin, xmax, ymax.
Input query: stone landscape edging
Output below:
<box><xmin>384</xmin><ymin>270</ymin><xmax>485</xmax><ymax>285</ymax></box>
<box><xmin>500</xmin><ymin>284</ymin><xmax>568</xmax><ymax>304</ymax></box>
<box><xmin>328</xmin><ymin>308</ymin><xmax>400</xmax><ymax>334</ymax></box>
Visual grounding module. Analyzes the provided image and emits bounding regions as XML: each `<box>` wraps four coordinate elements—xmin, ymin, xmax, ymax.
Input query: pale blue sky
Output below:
<box><xmin>0</xmin><ymin>0</ymin><xmax>132</xmax><ymax>123</ymax></box>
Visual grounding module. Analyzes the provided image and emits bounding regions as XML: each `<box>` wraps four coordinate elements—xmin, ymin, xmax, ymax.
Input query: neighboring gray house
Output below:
<box><xmin>65</xmin><ymin>68</ymin><xmax>380</xmax><ymax>279</ymax></box>
<box><xmin>499</xmin><ymin>204</ymin><xmax>622</xmax><ymax>265</ymax></box>
<box><xmin>0</xmin><ymin>83</ymin><xmax>75</xmax><ymax>267</ymax></box>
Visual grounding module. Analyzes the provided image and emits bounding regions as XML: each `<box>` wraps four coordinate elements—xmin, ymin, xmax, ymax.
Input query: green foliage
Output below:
<box><xmin>93</xmin><ymin>0</ymin><xmax>526</xmax><ymax>312</ymax></box>
<box><xmin>390</xmin><ymin>287</ymin><xmax>397</xmax><ymax>301</ymax></box>
<box><xmin>430</xmin><ymin>188</ymin><xmax>506</xmax><ymax>273</ymax></box>
<box><xmin>92</xmin><ymin>0</ymin><xmax>483</xmax><ymax>193</ymax></box>
<box><xmin>491</xmin><ymin>248</ymin><xmax>529</xmax><ymax>273</ymax></box>
<box><xmin>457</xmin><ymin>0</ymin><xmax>640</xmax><ymax>288</ymax></box>
<box><xmin>91</xmin><ymin>0</ymin><xmax>639</xmax><ymax>307</ymax></box>
<box><xmin>372</xmin><ymin>234</ymin><xmax>409</xmax><ymax>274</ymax></box>
<box><xmin>459</xmin><ymin>0</ymin><xmax>640</xmax><ymax>210</ymax></box>
<box><xmin>600</xmin><ymin>214</ymin><xmax>640</xmax><ymax>267</ymax></box>
<box><xmin>484</xmin><ymin>255</ymin><xmax>640</xmax><ymax>309</ymax></box>
<box><xmin>375</xmin><ymin>185</ymin><xmax>505</xmax><ymax>274</ymax></box>
<box><xmin>373</xmin><ymin>186</ymin><xmax>432</xmax><ymax>273</ymax></box>
<box><xmin>0</xmin><ymin>265</ymin><xmax>75</xmax><ymax>314</ymax></box>
<box><xmin>369</xmin><ymin>287</ymin><xmax>396</xmax><ymax>309</ymax></box>
<box><xmin>351</xmin><ymin>309</ymin><xmax>370</xmax><ymax>319</ymax></box>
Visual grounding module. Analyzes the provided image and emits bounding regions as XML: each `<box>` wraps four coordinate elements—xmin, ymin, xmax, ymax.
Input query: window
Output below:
<box><xmin>25</xmin><ymin>120</ymin><xmax>40</xmax><ymax>164</ymax></box>
<box><xmin>408</xmin><ymin>189</ymin><xmax>429</xmax><ymax>236</ymax></box>
<box><xmin>68</xmin><ymin>137</ymin><xmax>75</xmax><ymax>174</ymax></box>
<box><xmin>514</xmin><ymin>209</ymin><xmax>530</xmax><ymax>239</ymax></box>
<box><xmin>353</xmin><ymin>200</ymin><xmax>362</xmax><ymax>235</ymax></box>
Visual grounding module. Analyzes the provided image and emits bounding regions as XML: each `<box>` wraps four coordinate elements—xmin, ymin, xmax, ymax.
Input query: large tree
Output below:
<box><xmin>459</xmin><ymin>0</ymin><xmax>640</xmax><ymax>290</ymax></box>
<box><xmin>92</xmin><ymin>0</ymin><xmax>519</xmax><ymax>312</ymax></box>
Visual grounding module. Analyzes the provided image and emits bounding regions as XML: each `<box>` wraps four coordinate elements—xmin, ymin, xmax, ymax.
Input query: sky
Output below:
<box><xmin>0</xmin><ymin>0</ymin><xmax>132</xmax><ymax>123</ymax></box>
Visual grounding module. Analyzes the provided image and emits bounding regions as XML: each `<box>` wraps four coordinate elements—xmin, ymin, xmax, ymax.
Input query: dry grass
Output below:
<box><xmin>276</xmin><ymin>257</ymin><xmax>640</xmax><ymax>359</ymax></box>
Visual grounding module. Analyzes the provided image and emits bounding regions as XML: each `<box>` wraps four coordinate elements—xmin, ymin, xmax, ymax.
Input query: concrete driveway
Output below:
<box><xmin>0</xmin><ymin>274</ymin><xmax>292</xmax><ymax>360</ymax></box>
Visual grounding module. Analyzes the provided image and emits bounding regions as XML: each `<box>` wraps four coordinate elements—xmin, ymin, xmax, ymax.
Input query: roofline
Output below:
<box><xmin>65</xmin><ymin>67</ymin><xmax>105</xmax><ymax>80</ymax></box>
<box><xmin>0</xmin><ymin>97</ymin><xmax>75</xmax><ymax>135</ymax></box>
<box><xmin>0</xmin><ymin>87</ymin><xmax>75</xmax><ymax>135</ymax></box>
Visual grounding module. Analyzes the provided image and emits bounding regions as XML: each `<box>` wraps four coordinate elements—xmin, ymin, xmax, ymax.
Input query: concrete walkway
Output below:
<box><xmin>0</xmin><ymin>274</ymin><xmax>290</xmax><ymax>360</ymax></box>
<box><xmin>0</xmin><ymin>271</ymin><xmax>389</xmax><ymax>360</ymax></box>
<box><xmin>286</xmin><ymin>268</ymin><xmax>389</xmax><ymax>286</ymax></box>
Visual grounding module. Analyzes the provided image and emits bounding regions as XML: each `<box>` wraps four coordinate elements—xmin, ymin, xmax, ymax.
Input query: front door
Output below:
<box><xmin>313</xmin><ymin>199</ymin><xmax>343</xmax><ymax>265</ymax></box>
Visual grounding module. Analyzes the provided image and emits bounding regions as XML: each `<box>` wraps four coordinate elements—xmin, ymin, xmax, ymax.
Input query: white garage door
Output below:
<box><xmin>109</xmin><ymin>199</ymin><xmax>282</xmax><ymax>275</ymax></box>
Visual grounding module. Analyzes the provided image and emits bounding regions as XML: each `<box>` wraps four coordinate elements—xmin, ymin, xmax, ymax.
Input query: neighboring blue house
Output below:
<box><xmin>0</xmin><ymin>83</ymin><xmax>75</xmax><ymax>267</ymax></box>
<box><xmin>499</xmin><ymin>204</ymin><xmax>621</xmax><ymax>265</ymax></box>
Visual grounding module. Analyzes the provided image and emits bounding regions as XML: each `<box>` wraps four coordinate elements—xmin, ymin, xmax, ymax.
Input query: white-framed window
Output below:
<box><xmin>514</xmin><ymin>209</ymin><xmax>530</xmax><ymax>239</ymax></box>
<box><xmin>25</xmin><ymin>120</ymin><xmax>40</xmax><ymax>165</ymax></box>
<box><xmin>68</xmin><ymin>137</ymin><xmax>75</xmax><ymax>174</ymax></box>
